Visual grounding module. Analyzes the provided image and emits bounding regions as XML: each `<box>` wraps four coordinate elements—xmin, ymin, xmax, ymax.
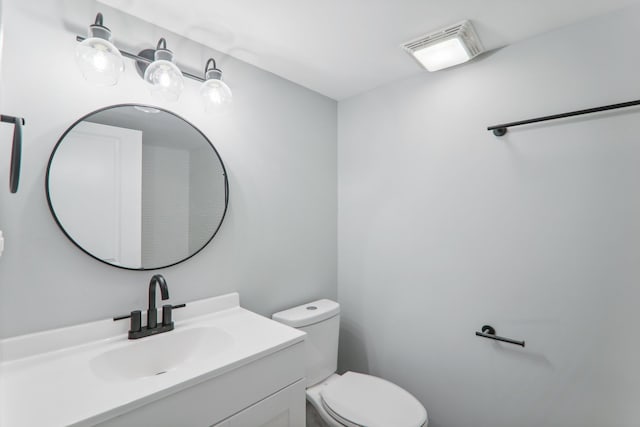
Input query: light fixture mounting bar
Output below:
<box><xmin>75</xmin><ymin>35</ymin><xmax>205</xmax><ymax>83</ymax></box>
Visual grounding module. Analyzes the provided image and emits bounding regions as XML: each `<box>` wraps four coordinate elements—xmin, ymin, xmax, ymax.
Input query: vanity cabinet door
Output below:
<box><xmin>212</xmin><ymin>379</ymin><xmax>306</xmax><ymax>427</ymax></box>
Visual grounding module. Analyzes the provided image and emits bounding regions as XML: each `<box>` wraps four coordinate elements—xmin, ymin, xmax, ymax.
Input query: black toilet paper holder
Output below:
<box><xmin>475</xmin><ymin>325</ymin><xmax>525</xmax><ymax>347</ymax></box>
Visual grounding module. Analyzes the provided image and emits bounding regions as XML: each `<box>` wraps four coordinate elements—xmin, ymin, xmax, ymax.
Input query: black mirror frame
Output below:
<box><xmin>45</xmin><ymin>103</ymin><xmax>229</xmax><ymax>271</ymax></box>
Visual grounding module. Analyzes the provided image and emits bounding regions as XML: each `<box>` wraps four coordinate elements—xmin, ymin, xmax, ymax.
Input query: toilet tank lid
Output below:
<box><xmin>272</xmin><ymin>299</ymin><xmax>340</xmax><ymax>327</ymax></box>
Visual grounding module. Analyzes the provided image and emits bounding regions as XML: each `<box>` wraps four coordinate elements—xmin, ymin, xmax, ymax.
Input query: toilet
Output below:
<box><xmin>273</xmin><ymin>299</ymin><xmax>428</xmax><ymax>427</ymax></box>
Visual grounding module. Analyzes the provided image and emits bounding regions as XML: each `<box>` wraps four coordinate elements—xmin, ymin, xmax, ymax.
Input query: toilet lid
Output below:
<box><xmin>320</xmin><ymin>371</ymin><xmax>427</xmax><ymax>427</ymax></box>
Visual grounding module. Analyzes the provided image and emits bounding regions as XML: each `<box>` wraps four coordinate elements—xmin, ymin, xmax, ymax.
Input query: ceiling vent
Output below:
<box><xmin>402</xmin><ymin>20</ymin><xmax>484</xmax><ymax>72</ymax></box>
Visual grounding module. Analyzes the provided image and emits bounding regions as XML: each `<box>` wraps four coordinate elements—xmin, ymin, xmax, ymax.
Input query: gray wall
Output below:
<box><xmin>0</xmin><ymin>0</ymin><xmax>337</xmax><ymax>337</ymax></box>
<box><xmin>188</xmin><ymin>146</ymin><xmax>226</xmax><ymax>254</ymax></box>
<box><xmin>337</xmin><ymin>5</ymin><xmax>640</xmax><ymax>427</ymax></box>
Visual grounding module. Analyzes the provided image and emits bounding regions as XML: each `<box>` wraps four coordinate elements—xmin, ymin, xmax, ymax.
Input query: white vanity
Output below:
<box><xmin>0</xmin><ymin>293</ymin><xmax>306</xmax><ymax>427</ymax></box>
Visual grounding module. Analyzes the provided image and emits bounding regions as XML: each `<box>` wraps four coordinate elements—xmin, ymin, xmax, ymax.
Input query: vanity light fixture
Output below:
<box><xmin>200</xmin><ymin>58</ymin><xmax>233</xmax><ymax>111</ymax></box>
<box><xmin>402</xmin><ymin>20</ymin><xmax>484</xmax><ymax>72</ymax></box>
<box><xmin>75</xmin><ymin>12</ymin><xmax>232</xmax><ymax>108</ymax></box>
<box><xmin>142</xmin><ymin>38</ymin><xmax>185</xmax><ymax>102</ymax></box>
<box><xmin>75</xmin><ymin>13</ymin><xmax>124</xmax><ymax>86</ymax></box>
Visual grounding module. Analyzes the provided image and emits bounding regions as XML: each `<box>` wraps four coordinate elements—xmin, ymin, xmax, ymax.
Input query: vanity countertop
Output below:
<box><xmin>0</xmin><ymin>293</ymin><xmax>305</xmax><ymax>427</ymax></box>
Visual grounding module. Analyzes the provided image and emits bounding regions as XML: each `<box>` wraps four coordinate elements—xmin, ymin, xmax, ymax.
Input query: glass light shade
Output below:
<box><xmin>143</xmin><ymin>50</ymin><xmax>184</xmax><ymax>102</ymax></box>
<box><xmin>75</xmin><ymin>36</ymin><xmax>124</xmax><ymax>86</ymax></box>
<box><xmin>412</xmin><ymin>37</ymin><xmax>471</xmax><ymax>72</ymax></box>
<box><xmin>200</xmin><ymin>79</ymin><xmax>232</xmax><ymax>111</ymax></box>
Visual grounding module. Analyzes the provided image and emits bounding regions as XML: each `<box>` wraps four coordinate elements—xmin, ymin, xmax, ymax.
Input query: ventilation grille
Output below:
<box><xmin>402</xmin><ymin>20</ymin><xmax>484</xmax><ymax>58</ymax></box>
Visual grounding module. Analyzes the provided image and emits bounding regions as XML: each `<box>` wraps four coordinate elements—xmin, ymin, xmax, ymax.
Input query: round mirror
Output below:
<box><xmin>46</xmin><ymin>104</ymin><xmax>228</xmax><ymax>270</ymax></box>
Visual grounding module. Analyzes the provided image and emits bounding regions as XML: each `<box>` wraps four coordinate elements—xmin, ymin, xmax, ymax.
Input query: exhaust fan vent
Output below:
<box><xmin>402</xmin><ymin>20</ymin><xmax>484</xmax><ymax>71</ymax></box>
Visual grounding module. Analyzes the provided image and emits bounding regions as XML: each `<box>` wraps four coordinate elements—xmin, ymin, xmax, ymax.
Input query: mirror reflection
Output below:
<box><xmin>47</xmin><ymin>105</ymin><xmax>228</xmax><ymax>270</ymax></box>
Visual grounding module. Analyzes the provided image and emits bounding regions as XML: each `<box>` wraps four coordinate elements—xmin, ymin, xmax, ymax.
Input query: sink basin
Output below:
<box><xmin>90</xmin><ymin>326</ymin><xmax>234</xmax><ymax>381</ymax></box>
<box><xmin>0</xmin><ymin>293</ymin><xmax>306</xmax><ymax>427</ymax></box>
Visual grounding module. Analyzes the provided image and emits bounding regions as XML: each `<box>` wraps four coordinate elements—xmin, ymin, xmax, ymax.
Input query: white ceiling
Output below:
<box><xmin>99</xmin><ymin>0</ymin><xmax>639</xmax><ymax>100</ymax></box>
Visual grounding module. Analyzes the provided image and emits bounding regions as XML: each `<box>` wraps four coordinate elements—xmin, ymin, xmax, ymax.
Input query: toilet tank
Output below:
<box><xmin>273</xmin><ymin>299</ymin><xmax>340</xmax><ymax>387</ymax></box>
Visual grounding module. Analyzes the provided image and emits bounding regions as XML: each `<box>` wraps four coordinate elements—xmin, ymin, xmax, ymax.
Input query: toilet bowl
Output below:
<box><xmin>273</xmin><ymin>299</ymin><xmax>428</xmax><ymax>427</ymax></box>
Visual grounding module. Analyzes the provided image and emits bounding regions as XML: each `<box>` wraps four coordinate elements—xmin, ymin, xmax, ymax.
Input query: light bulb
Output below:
<box><xmin>143</xmin><ymin>39</ymin><xmax>184</xmax><ymax>102</ymax></box>
<box><xmin>92</xmin><ymin>51</ymin><xmax>108</xmax><ymax>71</ymax></box>
<box><xmin>75</xmin><ymin>13</ymin><xmax>124</xmax><ymax>86</ymax></box>
<box><xmin>208</xmin><ymin>89</ymin><xmax>222</xmax><ymax>104</ymax></box>
<box><xmin>158</xmin><ymin>71</ymin><xmax>172</xmax><ymax>87</ymax></box>
<box><xmin>200</xmin><ymin>79</ymin><xmax>232</xmax><ymax>110</ymax></box>
<box><xmin>200</xmin><ymin>58</ymin><xmax>232</xmax><ymax>112</ymax></box>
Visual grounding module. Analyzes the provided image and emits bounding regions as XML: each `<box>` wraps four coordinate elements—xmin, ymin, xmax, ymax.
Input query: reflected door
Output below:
<box><xmin>48</xmin><ymin>121</ymin><xmax>142</xmax><ymax>267</ymax></box>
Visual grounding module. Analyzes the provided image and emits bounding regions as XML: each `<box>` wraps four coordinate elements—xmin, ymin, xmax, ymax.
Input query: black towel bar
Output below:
<box><xmin>487</xmin><ymin>98</ymin><xmax>640</xmax><ymax>136</ymax></box>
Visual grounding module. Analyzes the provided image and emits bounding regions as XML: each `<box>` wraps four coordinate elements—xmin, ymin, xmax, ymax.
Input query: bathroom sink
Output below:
<box><xmin>0</xmin><ymin>293</ymin><xmax>305</xmax><ymax>427</ymax></box>
<box><xmin>90</xmin><ymin>326</ymin><xmax>234</xmax><ymax>381</ymax></box>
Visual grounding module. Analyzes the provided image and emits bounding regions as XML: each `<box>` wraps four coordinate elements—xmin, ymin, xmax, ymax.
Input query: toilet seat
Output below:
<box><xmin>319</xmin><ymin>371</ymin><xmax>427</xmax><ymax>427</ymax></box>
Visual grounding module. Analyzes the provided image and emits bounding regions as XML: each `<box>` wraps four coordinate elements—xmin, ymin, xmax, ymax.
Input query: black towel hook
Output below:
<box><xmin>1</xmin><ymin>114</ymin><xmax>24</xmax><ymax>193</ymax></box>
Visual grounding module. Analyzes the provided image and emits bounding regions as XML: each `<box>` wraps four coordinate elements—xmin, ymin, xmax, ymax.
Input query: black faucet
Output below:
<box><xmin>112</xmin><ymin>275</ymin><xmax>187</xmax><ymax>339</ymax></box>
<box><xmin>126</xmin><ymin>274</ymin><xmax>176</xmax><ymax>340</ymax></box>
<box><xmin>147</xmin><ymin>274</ymin><xmax>169</xmax><ymax>329</ymax></box>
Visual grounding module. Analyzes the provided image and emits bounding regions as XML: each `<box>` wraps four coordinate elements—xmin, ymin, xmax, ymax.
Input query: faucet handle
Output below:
<box><xmin>113</xmin><ymin>304</ymin><xmax>184</xmax><ymax>322</ymax></box>
<box><xmin>160</xmin><ymin>303</ymin><xmax>186</xmax><ymax>327</ymax></box>
<box><xmin>129</xmin><ymin>310</ymin><xmax>142</xmax><ymax>333</ymax></box>
<box><xmin>162</xmin><ymin>304</ymin><xmax>173</xmax><ymax>327</ymax></box>
<box><xmin>113</xmin><ymin>310</ymin><xmax>142</xmax><ymax>337</ymax></box>
<box><xmin>113</xmin><ymin>313</ymin><xmax>131</xmax><ymax>321</ymax></box>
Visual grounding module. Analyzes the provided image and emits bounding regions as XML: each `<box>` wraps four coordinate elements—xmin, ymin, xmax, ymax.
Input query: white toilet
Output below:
<box><xmin>273</xmin><ymin>299</ymin><xmax>428</xmax><ymax>427</ymax></box>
